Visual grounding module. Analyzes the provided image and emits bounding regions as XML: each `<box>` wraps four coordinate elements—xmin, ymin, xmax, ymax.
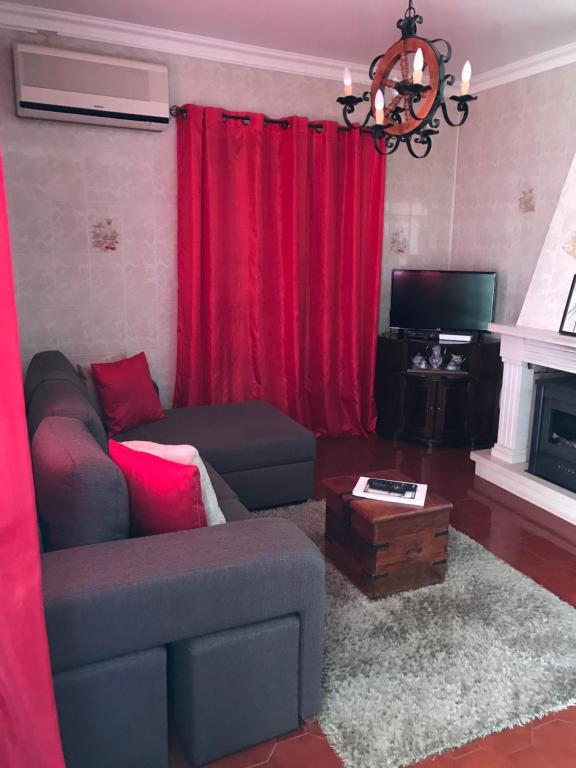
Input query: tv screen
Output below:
<box><xmin>390</xmin><ymin>270</ymin><xmax>496</xmax><ymax>331</ymax></box>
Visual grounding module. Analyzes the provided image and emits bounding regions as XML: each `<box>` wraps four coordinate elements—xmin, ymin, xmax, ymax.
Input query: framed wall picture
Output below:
<box><xmin>559</xmin><ymin>274</ymin><xmax>576</xmax><ymax>336</ymax></box>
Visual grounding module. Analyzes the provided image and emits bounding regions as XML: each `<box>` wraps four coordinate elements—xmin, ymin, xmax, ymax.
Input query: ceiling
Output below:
<box><xmin>4</xmin><ymin>0</ymin><xmax>576</xmax><ymax>77</ymax></box>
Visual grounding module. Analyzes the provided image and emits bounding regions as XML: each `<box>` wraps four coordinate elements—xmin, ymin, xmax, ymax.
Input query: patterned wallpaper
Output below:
<box><xmin>0</xmin><ymin>28</ymin><xmax>346</xmax><ymax>404</ymax></box>
<box><xmin>451</xmin><ymin>62</ymin><xmax>576</xmax><ymax>325</ymax></box>
<box><xmin>379</xmin><ymin>127</ymin><xmax>458</xmax><ymax>330</ymax></box>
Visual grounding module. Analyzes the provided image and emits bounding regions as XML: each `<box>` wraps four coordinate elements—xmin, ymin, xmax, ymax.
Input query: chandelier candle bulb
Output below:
<box><xmin>374</xmin><ymin>89</ymin><xmax>385</xmax><ymax>125</ymax></box>
<box><xmin>461</xmin><ymin>60</ymin><xmax>472</xmax><ymax>96</ymax></box>
<box><xmin>343</xmin><ymin>66</ymin><xmax>353</xmax><ymax>96</ymax></box>
<box><xmin>413</xmin><ymin>47</ymin><xmax>423</xmax><ymax>85</ymax></box>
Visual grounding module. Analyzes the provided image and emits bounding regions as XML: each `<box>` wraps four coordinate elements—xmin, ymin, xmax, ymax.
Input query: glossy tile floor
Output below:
<box><xmin>171</xmin><ymin>436</ymin><xmax>576</xmax><ymax>768</ymax></box>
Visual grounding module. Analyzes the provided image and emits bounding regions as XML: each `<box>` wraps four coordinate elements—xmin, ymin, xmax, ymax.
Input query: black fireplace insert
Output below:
<box><xmin>529</xmin><ymin>377</ymin><xmax>576</xmax><ymax>492</ymax></box>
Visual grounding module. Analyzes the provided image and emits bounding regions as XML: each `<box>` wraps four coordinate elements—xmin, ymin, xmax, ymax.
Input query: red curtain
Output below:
<box><xmin>0</xmin><ymin>149</ymin><xmax>65</xmax><ymax>766</ymax></box>
<box><xmin>174</xmin><ymin>105</ymin><xmax>385</xmax><ymax>436</ymax></box>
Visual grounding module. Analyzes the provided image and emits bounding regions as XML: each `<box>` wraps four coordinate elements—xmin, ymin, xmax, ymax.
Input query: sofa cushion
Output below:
<box><xmin>32</xmin><ymin>417</ymin><xmax>129</xmax><ymax>550</ymax></box>
<box><xmin>120</xmin><ymin>441</ymin><xmax>225</xmax><ymax>526</ymax></box>
<box><xmin>25</xmin><ymin>350</ymin><xmax>85</xmax><ymax>407</ymax></box>
<box><xmin>115</xmin><ymin>401</ymin><xmax>316</xmax><ymax>475</ymax></box>
<box><xmin>91</xmin><ymin>353</ymin><xmax>165</xmax><ymax>436</ymax></box>
<box><xmin>78</xmin><ymin>352</ymin><xmax>127</xmax><ymax>416</ymax></box>
<box><xmin>204</xmin><ymin>461</ymin><xmax>237</xmax><ymax>501</ymax></box>
<box><xmin>219</xmin><ymin>497</ymin><xmax>251</xmax><ymax>523</ymax></box>
<box><xmin>109</xmin><ymin>441</ymin><xmax>207</xmax><ymax>537</ymax></box>
<box><xmin>28</xmin><ymin>379</ymin><xmax>107</xmax><ymax>450</ymax></box>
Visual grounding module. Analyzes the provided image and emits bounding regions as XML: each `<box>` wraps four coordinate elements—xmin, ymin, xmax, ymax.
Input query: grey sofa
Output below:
<box><xmin>26</xmin><ymin>351</ymin><xmax>324</xmax><ymax>768</ymax></box>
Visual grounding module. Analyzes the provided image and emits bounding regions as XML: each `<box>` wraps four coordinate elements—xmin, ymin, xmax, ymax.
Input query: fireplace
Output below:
<box><xmin>529</xmin><ymin>377</ymin><xmax>576</xmax><ymax>493</ymax></box>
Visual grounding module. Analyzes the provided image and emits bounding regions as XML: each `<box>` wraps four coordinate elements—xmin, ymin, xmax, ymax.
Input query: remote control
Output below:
<box><xmin>366</xmin><ymin>478</ymin><xmax>418</xmax><ymax>497</ymax></box>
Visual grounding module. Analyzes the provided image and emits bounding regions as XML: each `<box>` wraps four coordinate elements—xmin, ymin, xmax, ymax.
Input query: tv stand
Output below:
<box><xmin>375</xmin><ymin>333</ymin><xmax>502</xmax><ymax>448</ymax></box>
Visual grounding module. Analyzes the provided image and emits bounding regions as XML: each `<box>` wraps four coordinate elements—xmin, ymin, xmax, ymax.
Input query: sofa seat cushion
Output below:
<box><xmin>115</xmin><ymin>401</ymin><xmax>316</xmax><ymax>475</ymax></box>
<box><xmin>204</xmin><ymin>462</ymin><xmax>237</xmax><ymax>501</ymax></box>
<box><xmin>219</xmin><ymin>497</ymin><xmax>251</xmax><ymax>522</ymax></box>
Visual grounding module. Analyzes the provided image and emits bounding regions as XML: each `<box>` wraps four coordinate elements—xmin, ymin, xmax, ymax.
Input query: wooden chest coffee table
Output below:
<box><xmin>323</xmin><ymin>470</ymin><xmax>452</xmax><ymax>599</ymax></box>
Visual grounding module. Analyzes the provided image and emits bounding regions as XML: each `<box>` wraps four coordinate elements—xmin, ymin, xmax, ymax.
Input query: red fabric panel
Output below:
<box><xmin>109</xmin><ymin>441</ymin><xmax>207</xmax><ymax>536</ymax></box>
<box><xmin>174</xmin><ymin>106</ymin><xmax>385</xmax><ymax>436</ymax></box>
<box><xmin>91</xmin><ymin>352</ymin><xmax>164</xmax><ymax>436</ymax></box>
<box><xmin>0</xmin><ymin>152</ymin><xmax>65</xmax><ymax>764</ymax></box>
<box><xmin>306</xmin><ymin>125</ymin><xmax>385</xmax><ymax>434</ymax></box>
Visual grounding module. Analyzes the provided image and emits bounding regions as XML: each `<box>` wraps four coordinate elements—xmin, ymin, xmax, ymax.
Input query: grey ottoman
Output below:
<box><xmin>169</xmin><ymin>616</ymin><xmax>300</xmax><ymax>766</ymax></box>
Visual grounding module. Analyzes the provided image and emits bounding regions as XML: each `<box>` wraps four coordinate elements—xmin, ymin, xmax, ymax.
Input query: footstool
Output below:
<box><xmin>323</xmin><ymin>470</ymin><xmax>452</xmax><ymax>599</ymax></box>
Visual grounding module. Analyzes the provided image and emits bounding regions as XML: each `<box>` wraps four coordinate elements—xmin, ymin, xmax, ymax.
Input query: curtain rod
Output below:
<box><xmin>169</xmin><ymin>105</ymin><xmax>369</xmax><ymax>133</ymax></box>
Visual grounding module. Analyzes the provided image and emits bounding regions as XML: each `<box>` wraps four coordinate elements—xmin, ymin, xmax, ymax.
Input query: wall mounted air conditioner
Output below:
<box><xmin>14</xmin><ymin>43</ymin><xmax>170</xmax><ymax>131</ymax></box>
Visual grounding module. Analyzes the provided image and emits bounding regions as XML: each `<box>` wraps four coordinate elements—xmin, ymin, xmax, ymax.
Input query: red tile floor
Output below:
<box><xmin>170</xmin><ymin>436</ymin><xmax>576</xmax><ymax>768</ymax></box>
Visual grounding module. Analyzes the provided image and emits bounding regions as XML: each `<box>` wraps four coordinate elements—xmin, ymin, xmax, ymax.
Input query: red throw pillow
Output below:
<box><xmin>91</xmin><ymin>352</ymin><xmax>164</xmax><ymax>436</ymax></box>
<box><xmin>109</xmin><ymin>440</ymin><xmax>207</xmax><ymax>536</ymax></box>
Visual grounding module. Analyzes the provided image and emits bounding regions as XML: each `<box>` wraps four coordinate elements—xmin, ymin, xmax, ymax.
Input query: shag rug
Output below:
<box><xmin>255</xmin><ymin>500</ymin><xmax>576</xmax><ymax>768</ymax></box>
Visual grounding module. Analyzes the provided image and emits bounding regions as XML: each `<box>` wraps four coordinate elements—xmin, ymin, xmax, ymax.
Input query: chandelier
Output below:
<box><xmin>337</xmin><ymin>0</ymin><xmax>477</xmax><ymax>159</ymax></box>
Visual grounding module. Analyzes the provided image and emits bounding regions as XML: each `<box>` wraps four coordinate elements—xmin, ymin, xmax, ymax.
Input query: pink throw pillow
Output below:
<box><xmin>109</xmin><ymin>440</ymin><xmax>207</xmax><ymax>536</ymax></box>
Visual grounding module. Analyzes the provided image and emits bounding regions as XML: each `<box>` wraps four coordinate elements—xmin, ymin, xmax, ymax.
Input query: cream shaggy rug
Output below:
<box><xmin>256</xmin><ymin>500</ymin><xmax>576</xmax><ymax>768</ymax></box>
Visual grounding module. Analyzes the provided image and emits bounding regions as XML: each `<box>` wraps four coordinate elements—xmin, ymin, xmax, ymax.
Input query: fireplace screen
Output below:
<box><xmin>529</xmin><ymin>377</ymin><xmax>576</xmax><ymax>493</ymax></box>
<box><xmin>549</xmin><ymin>409</ymin><xmax>576</xmax><ymax>450</ymax></box>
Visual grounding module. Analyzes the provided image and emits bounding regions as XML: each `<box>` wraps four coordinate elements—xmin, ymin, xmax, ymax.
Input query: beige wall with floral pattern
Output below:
<box><xmin>378</xmin><ymin>127</ymin><xmax>458</xmax><ymax>330</ymax></box>
<box><xmin>450</xmin><ymin>62</ymin><xmax>576</xmax><ymax>325</ymax></box>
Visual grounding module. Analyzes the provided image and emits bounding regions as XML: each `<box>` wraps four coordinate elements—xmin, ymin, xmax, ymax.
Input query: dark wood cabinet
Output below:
<box><xmin>375</xmin><ymin>334</ymin><xmax>502</xmax><ymax>448</ymax></box>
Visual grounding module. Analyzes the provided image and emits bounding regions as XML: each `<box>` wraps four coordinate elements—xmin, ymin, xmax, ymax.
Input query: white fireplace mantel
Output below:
<box><xmin>471</xmin><ymin>322</ymin><xmax>576</xmax><ymax>525</ymax></box>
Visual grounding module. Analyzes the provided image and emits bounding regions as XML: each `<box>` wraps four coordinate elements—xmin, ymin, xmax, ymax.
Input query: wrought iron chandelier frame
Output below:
<box><xmin>337</xmin><ymin>0</ymin><xmax>477</xmax><ymax>158</ymax></box>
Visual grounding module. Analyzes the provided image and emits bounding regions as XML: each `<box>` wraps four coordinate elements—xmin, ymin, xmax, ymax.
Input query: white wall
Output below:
<box><xmin>518</xmin><ymin>152</ymin><xmax>576</xmax><ymax>331</ymax></box>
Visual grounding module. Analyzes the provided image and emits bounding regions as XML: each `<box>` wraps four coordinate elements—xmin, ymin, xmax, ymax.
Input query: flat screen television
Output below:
<box><xmin>390</xmin><ymin>269</ymin><xmax>496</xmax><ymax>332</ymax></box>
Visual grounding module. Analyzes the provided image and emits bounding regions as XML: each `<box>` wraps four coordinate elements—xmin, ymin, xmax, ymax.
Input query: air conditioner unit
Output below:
<box><xmin>14</xmin><ymin>43</ymin><xmax>170</xmax><ymax>131</ymax></box>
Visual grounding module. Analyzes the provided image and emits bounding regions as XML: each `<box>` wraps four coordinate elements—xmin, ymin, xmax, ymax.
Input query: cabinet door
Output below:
<box><xmin>403</xmin><ymin>376</ymin><xmax>436</xmax><ymax>438</ymax></box>
<box><xmin>375</xmin><ymin>337</ymin><xmax>406</xmax><ymax>436</ymax></box>
<box><xmin>434</xmin><ymin>379</ymin><xmax>471</xmax><ymax>440</ymax></box>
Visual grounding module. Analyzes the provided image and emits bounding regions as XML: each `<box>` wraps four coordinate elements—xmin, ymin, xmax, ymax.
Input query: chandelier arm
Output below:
<box><xmin>360</xmin><ymin>108</ymin><xmax>373</xmax><ymax>129</ymax></box>
<box><xmin>440</xmin><ymin>95</ymin><xmax>476</xmax><ymax>128</ymax></box>
<box><xmin>341</xmin><ymin>107</ymin><xmax>354</xmax><ymax>129</ymax></box>
<box><xmin>428</xmin><ymin>38</ymin><xmax>452</xmax><ymax>64</ymax></box>
<box><xmin>373</xmin><ymin>134</ymin><xmax>400</xmax><ymax>156</ymax></box>
<box><xmin>405</xmin><ymin>132</ymin><xmax>433</xmax><ymax>159</ymax></box>
<box><xmin>368</xmin><ymin>54</ymin><xmax>383</xmax><ymax>80</ymax></box>
<box><xmin>406</xmin><ymin>92</ymin><xmax>422</xmax><ymax>121</ymax></box>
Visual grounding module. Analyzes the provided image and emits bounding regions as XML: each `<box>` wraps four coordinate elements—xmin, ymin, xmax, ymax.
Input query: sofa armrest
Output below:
<box><xmin>42</xmin><ymin>518</ymin><xmax>325</xmax><ymax>716</ymax></box>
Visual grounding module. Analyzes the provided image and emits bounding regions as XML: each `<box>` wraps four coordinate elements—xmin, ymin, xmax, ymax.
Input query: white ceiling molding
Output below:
<box><xmin>0</xmin><ymin>1</ymin><xmax>574</xmax><ymax>92</ymax></box>
<box><xmin>472</xmin><ymin>40</ymin><xmax>576</xmax><ymax>93</ymax></box>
